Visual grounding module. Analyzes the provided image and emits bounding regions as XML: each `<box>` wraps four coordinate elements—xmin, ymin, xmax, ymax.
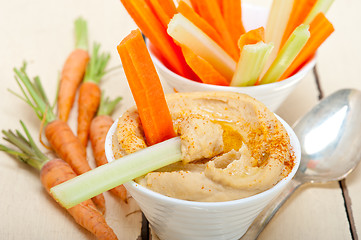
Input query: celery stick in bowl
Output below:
<box><xmin>148</xmin><ymin>3</ymin><xmax>326</xmax><ymax>111</ymax></box>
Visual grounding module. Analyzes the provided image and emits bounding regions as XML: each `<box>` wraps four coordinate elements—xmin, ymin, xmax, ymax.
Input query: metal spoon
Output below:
<box><xmin>241</xmin><ymin>88</ymin><xmax>361</xmax><ymax>240</ymax></box>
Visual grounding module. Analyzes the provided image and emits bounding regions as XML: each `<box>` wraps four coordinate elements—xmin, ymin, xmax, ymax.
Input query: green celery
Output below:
<box><xmin>304</xmin><ymin>0</ymin><xmax>335</xmax><ymax>24</ymax></box>
<box><xmin>259</xmin><ymin>24</ymin><xmax>310</xmax><ymax>85</ymax></box>
<box><xmin>50</xmin><ymin>137</ymin><xmax>182</xmax><ymax>209</ymax></box>
<box><xmin>263</xmin><ymin>0</ymin><xmax>294</xmax><ymax>74</ymax></box>
<box><xmin>231</xmin><ymin>42</ymin><xmax>274</xmax><ymax>87</ymax></box>
<box><xmin>167</xmin><ymin>13</ymin><xmax>236</xmax><ymax>80</ymax></box>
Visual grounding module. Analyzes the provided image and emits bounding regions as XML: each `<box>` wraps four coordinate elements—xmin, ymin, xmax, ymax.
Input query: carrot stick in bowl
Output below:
<box><xmin>221</xmin><ymin>0</ymin><xmax>246</xmax><ymax>47</ymax></box>
<box><xmin>12</xmin><ymin>63</ymin><xmax>106</xmax><ymax>214</ymax></box>
<box><xmin>281</xmin><ymin>13</ymin><xmax>334</xmax><ymax>79</ymax></box>
<box><xmin>58</xmin><ymin>17</ymin><xmax>90</xmax><ymax>122</ymax></box>
<box><xmin>176</xmin><ymin>0</ymin><xmax>224</xmax><ymax>52</ymax></box>
<box><xmin>0</xmin><ymin>122</ymin><xmax>117</xmax><ymax>240</ymax></box>
<box><xmin>180</xmin><ymin>45</ymin><xmax>229</xmax><ymax>86</ymax></box>
<box><xmin>120</xmin><ymin>0</ymin><xmax>193</xmax><ymax>78</ymax></box>
<box><xmin>77</xmin><ymin>43</ymin><xmax>110</xmax><ymax>147</ymax></box>
<box><xmin>280</xmin><ymin>0</ymin><xmax>317</xmax><ymax>48</ymax></box>
<box><xmin>117</xmin><ymin>29</ymin><xmax>176</xmax><ymax>145</ymax></box>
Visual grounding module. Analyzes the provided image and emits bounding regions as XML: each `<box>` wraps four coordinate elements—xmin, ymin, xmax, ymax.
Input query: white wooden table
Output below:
<box><xmin>0</xmin><ymin>0</ymin><xmax>360</xmax><ymax>239</ymax></box>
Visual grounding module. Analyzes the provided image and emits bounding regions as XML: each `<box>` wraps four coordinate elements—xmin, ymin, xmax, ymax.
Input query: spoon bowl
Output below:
<box><xmin>242</xmin><ymin>88</ymin><xmax>361</xmax><ymax>239</ymax></box>
<box><xmin>294</xmin><ymin>88</ymin><xmax>361</xmax><ymax>183</ymax></box>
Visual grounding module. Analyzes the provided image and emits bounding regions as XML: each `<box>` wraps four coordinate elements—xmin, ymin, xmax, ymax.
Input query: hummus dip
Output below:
<box><xmin>112</xmin><ymin>92</ymin><xmax>295</xmax><ymax>202</ymax></box>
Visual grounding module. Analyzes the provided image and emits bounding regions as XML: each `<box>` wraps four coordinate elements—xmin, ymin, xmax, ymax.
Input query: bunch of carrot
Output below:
<box><xmin>3</xmin><ymin>17</ymin><xmax>126</xmax><ymax>239</ymax></box>
<box><xmin>120</xmin><ymin>0</ymin><xmax>335</xmax><ymax>87</ymax></box>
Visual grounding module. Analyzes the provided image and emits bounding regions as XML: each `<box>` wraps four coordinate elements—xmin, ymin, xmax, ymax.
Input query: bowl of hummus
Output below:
<box><xmin>106</xmin><ymin>91</ymin><xmax>300</xmax><ymax>240</ymax></box>
<box><xmin>147</xmin><ymin>3</ymin><xmax>316</xmax><ymax>112</ymax></box>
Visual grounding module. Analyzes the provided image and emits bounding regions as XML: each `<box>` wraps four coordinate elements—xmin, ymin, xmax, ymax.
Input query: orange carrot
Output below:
<box><xmin>176</xmin><ymin>1</ymin><xmax>224</xmax><ymax>50</ymax></box>
<box><xmin>117</xmin><ymin>29</ymin><xmax>176</xmax><ymax>145</ymax></box>
<box><xmin>238</xmin><ymin>27</ymin><xmax>265</xmax><ymax>53</ymax></box>
<box><xmin>145</xmin><ymin>0</ymin><xmax>176</xmax><ymax>28</ymax></box>
<box><xmin>180</xmin><ymin>45</ymin><xmax>229</xmax><ymax>86</ymax></box>
<box><xmin>281</xmin><ymin>13</ymin><xmax>334</xmax><ymax>79</ymax></box>
<box><xmin>13</xmin><ymin>64</ymin><xmax>106</xmax><ymax>214</ymax></box>
<box><xmin>58</xmin><ymin>17</ymin><xmax>90</xmax><ymax>122</ymax></box>
<box><xmin>120</xmin><ymin>0</ymin><xmax>194</xmax><ymax>78</ymax></box>
<box><xmin>280</xmin><ymin>0</ymin><xmax>317</xmax><ymax>48</ymax></box>
<box><xmin>221</xmin><ymin>0</ymin><xmax>246</xmax><ymax>47</ymax></box>
<box><xmin>77</xmin><ymin>43</ymin><xmax>110</xmax><ymax>147</ymax></box>
<box><xmin>90</xmin><ymin>95</ymin><xmax>127</xmax><ymax>202</ymax></box>
<box><xmin>0</xmin><ymin>122</ymin><xmax>117</xmax><ymax>240</ymax></box>
<box><xmin>194</xmin><ymin>0</ymin><xmax>239</xmax><ymax>60</ymax></box>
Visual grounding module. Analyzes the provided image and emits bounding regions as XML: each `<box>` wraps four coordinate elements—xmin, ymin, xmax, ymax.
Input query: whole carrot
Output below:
<box><xmin>12</xmin><ymin>63</ymin><xmax>106</xmax><ymax>214</ymax></box>
<box><xmin>58</xmin><ymin>17</ymin><xmax>90</xmax><ymax>122</ymax></box>
<box><xmin>0</xmin><ymin>122</ymin><xmax>118</xmax><ymax>240</ymax></box>
<box><xmin>77</xmin><ymin>43</ymin><xmax>110</xmax><ymax>147</ymax></box>
<box><xmin>89</xmin><ymin>94</ymin><xmax>128</xmax><ymax>202</ymax></box>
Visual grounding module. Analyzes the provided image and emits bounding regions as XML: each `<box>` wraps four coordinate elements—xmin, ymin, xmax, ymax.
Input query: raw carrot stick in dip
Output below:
<box><xmin>58</xmin><ymin>17</ymin><xmax>89</xmax><ymax>122</ymax></box>
<box><xmin>280</xmin><ymin>0</ymin><xmax>317</xmax><ymax>48</ymax></box>
<box><xmin>176</xmin><ymin>1</ymin><xmax>224</xmax><ymax>51</ymax></box>
<box><xmin>12</xmin><ymin>63</ymin><xmax>106</xmax><ymax>214</ymax></box>
<box><xmin>221</xmin><ymin>0</ymin><xmax>246</xmax><ymax>47</ymax></box>
<box><xmin>120</xmin><ymin>0</ymin><xmax>193</xmax><ymax>78</ymax></box>
<box><xmin>180</xmin><ymin>45</ymin><xmax>229</xmax><ymax>86</ymax></box>
<box><xmin>0</xmin><ymin>122</ymin><xmax>117</xmax><ymax>240</ymax></box>
<box><xmin>117</xmin><ymin>29</ymin><xmax>176</xmax><ymax>145</ymax></box>
<box><xmin>77</xmin><ymin>43</ymin><xmax>110</xmax><ymax>147</ymax></box>
<box><xmin>281</xmin><ymin>13</ymin><xmax>334</xmax><ymax>79</ymax></box>
<box><xmin>194</xmin><ymin>0</ymin><xmax>239</xmax><ymax>60</ymax></box>
<box><xmin>89</xmin><ymin>94</ymin><xmax>128</xmax><ymax>202</ymax></box>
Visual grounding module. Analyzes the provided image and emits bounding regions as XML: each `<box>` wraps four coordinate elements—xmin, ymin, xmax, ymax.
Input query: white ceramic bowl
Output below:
<box><xmin>148</xmin><ymin>4</ymin><xmax>316</xmax><ymax>112</ymax></box>
<box><xmin>105</xmin><ymin>111</ymin><xmax>301</xmax><ymax>240</ymax></box>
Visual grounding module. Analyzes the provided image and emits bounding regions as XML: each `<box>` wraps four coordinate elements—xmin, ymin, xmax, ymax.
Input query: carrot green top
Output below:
<box><xmin>83</xmin><ymin>43</ymin><xmax>111</xmax><ymax>84</ymax></box>
<box><xmin>96</xmin><ymin>94</ymin><xmax>122</xmax><ymax>117</ymax></box>
<box><xmin>74</xmin><ymin>17</ymin><xmax>88</xmax><ymax>51</ymax></box>
<box><xmin>12</xmin><ymin>63</ymin><xmax>57</xmax><ymax>126</ymax></box>
<box><xmin>0</xmin><ymin>121</ymin><xmax>49</xmax><ymax>171</ymax></box>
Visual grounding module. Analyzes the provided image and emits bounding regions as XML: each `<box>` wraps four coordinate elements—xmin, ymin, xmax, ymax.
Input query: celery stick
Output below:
<box><xmin>259</xmin><ymin>24</ymin><xmax>310</xmax><ymax>85</ymax></box>
<box><xmin>50</xmin><ymin>137</ymin><xmax>182</xmax><ymax>209</ymax></box>
<box><xmin>304</xmin><ymin>0</ymin><xmax>335</xmax><ymax>24</ymax></box>
<box><xmin>231</xmin><ymin>42</ymin><xmax>274</xmax><ymax>87</ymax></box>
<box><xmin>263</xmin><ymin>0</ymin><xmax>294</xmax><ymax>75</ymax></box>
<box><xmin>167</xmin><ymin>13</ymin><xmax>236</xmax><ymax>80</ymax></box>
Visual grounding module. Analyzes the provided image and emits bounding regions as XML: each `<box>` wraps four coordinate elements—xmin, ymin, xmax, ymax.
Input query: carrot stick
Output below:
<box><xmin>281</xmin><ymin>13</ymin><xmax>334</xmax><ymax>79</ymax></box>
<box><xmin>221</xmin><ymin>0</ymin><xmax>246</xmax><ymax>47</ymax></box>
<box><xmin>193</xmin><ymin>0</ymin><xmax>239</xmax><ymax>60</ymax></box>
<box><xmin>120</xmin><ymin>0</ymin><xmax>193</xmax><ymax>78</ymax></box>
<box><xmin>280</xmin><ymin>0</ymin><xmax>317</xmax><ymax>48</ymax></box>
<box><xmin>12</xmin><ymin>63</ymin><xmax>106</xmax><ymax>214</ymax></box>
<box><xmin>180</xmin><ymin>45</ymin><xmax>229</xmax><ymax>86</ymax></box>
<box><xmin>58</xmin><ymin>17</ymin><xmax>89</xmax><ymax>122</ymax></box>
<box><xmin>176</xmin><ymin>1</ymin><xmax>224</xmax><ymax>51</ymax></box>
<box><xmin>117</xmin><ymin>29</ymin><xmax>176</xmax><ymax>145</ymax></box>
<box><xmin>77</xmin><ymin>43</ymin><xmax>110</xmax><ymax>147</ymax></box>
<box><xmin>0</xmin><ymin>122</ymin><xmax>117</xmax><ymax>240</ymax></box>
<box><xmin>238</xmin><ymin>27</ymin><xmax>265</xmax><ymax>53</ymax></box>
<box><xmin>145</xmin><ymin>0</ymin><xmax>176</xmax><ymax>28</ymax></box>
<box><xmin>89</xmin><ymin>95</ymin><xmax>128</xmax><ymax>202</ymax></box>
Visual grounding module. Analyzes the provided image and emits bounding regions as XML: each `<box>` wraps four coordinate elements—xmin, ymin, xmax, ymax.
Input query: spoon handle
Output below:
<box><xmin>241</xmin><ymin>179</ymin><xmax>302</xmax><ymax>240</ymax></box>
